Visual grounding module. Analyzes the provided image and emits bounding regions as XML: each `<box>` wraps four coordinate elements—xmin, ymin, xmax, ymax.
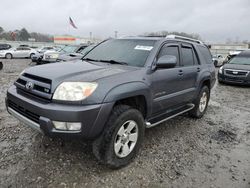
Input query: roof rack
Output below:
<box><xmin>166</xmin><ymin>35</ymin><xmax>203</xmax><ymax>44</ymax></box>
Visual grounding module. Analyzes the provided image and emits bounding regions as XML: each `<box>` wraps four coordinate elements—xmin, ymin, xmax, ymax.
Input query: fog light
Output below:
<box><xmin>66</xmin><ymin>122</ymin><xmax>81</xmax><ymax>131</ymax></box>
<box><xmin>53</xmin><ymin>121</ymin><xmax>81</xmax><ymax>131</ymax></box>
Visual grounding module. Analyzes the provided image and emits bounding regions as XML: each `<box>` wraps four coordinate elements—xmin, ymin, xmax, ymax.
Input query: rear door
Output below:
<box><xmin>21</xmin><ymin>47</ymin><xmax>32</xmax><ymax>57</ymax></box>
<box><xmin>179</xmin><ymin>43</ymin><xmax>200</xmax><ymax>102</ymax></box>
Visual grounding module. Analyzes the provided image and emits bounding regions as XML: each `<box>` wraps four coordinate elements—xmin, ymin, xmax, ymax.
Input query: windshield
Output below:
<box><xmin>79</xmin><ymin>44</ymin><xmax>95</xmax><ymax>55</ymax></box>
<box><xmin>83</xmin><ymin>39</ymin><xmax>156</xmax><ymax>67</ymax></box>
<box><xmin>228</xmin><ymin>56</ymin><xmax>250</xmax><ymax>65</ymax></box>
<box><xmin>60</xmin><ymin>45</ymin><xmax>78</xmax><ymax>53</ymax></box>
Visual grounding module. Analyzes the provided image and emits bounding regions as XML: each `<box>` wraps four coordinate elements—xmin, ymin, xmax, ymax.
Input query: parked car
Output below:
<box><xmin>42</xmin><ymin>44</ymin><xmax>88</xmax><ymax>63</ymax></box>
<box><xmin>218</xmin><ymin>50</ymin><xmax>250</xmax><ymax>86</ymax></box>
<box><xmin>31</xmin><ymin>46</ymin><xmax>58</xmax><ymax>63</ymax></box>
<box><xmin>212</xmin><ymin>54</ymin><xmax>224</xmax><ymax>67</ymax></box>
<box><xmin>6</xmin><ymin>35</ymin><xmax>215</xmax><ymax>168</ymax></box>
<box><xmin>0</xmin><ymin>47</ymin><xmax>37</xmax><ymax>59</ymax></box>
<box><xmin>0</xmin><ymin>43</ymin><xmax>11</xmax><ymax>51</ymax></box>
<box><xmin>57</xmin><ymin>44</ymin><xmax>96</xmax><ymax>62</ymax></box>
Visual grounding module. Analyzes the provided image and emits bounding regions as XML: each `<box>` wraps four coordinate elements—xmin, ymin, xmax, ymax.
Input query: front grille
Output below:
<box><xmin>15</xmin><ymin>73</ymin><xmax>52</xmax><ymax>100</ymax></box>
<box><xmin>8</xmin><ymin>100</ymin><xmax>40</xmax><ymax>123</ymax></box>
<box><xmin>225</xmin><ymin>69</ymin><xmax>249</xmax><ymax>77</ymax></box>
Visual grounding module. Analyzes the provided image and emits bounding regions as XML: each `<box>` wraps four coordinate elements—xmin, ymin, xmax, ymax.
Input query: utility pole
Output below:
<box><xmin>89</xmin><ymin>32</ymin><xmax>92</xmax><ymax>42</ymax></box>
<box><xmin>114</xmin><ymin>31</ymin><xmax>118</xmax><ymax>38</ymax></box>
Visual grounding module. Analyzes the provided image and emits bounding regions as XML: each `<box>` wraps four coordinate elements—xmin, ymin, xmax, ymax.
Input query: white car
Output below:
<box><xmin>212</xmin><ymin>54</ymin><xmax>225</xmax><ymax>67</ymax></box>
<box><xmin>0</xmin><ymin>47</ymin><xmax>37</xmax><ymax>59</ymax></box>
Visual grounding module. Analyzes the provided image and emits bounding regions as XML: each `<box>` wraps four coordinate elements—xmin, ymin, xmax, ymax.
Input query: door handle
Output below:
<box><xmin>197</xmin><ymin>67</ymin><xmax>201</xmax><ymax>72</ymax></box>
<box><xmin>178</xmin><ymin>70</ymin><xmax>183</xmax><ymax>76</ymax></box>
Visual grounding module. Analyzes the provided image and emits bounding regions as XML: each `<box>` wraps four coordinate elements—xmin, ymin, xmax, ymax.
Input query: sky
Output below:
<box><xmin>0</xmin><ymin>0</ymin><xmax>249</xmax><ymax>43</ymax></box>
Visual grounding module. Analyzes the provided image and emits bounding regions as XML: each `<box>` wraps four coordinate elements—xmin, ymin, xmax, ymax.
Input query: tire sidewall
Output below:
<box><xmin>30</xmin><ymin>53</ymin><xmax>35</xmax><ymax>58</ymax></box>
<box><xmin>6</xmin><ymin>53</ymin><xmax>12</xmax><ymax>59</ymax></box>
<box><xmin>97</xmin><ymin>106</ymin><xmax>145</xmax><ymax>169</ymax></box>
<box><xmin>196</xmin><ymin>86</ymin><xmax>210</xmax><ymax>117</ymax></box>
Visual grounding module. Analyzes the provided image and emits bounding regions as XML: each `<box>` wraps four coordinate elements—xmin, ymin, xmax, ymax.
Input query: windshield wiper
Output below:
<box><xmin>99</xmin><ymin>59</ymin><xmax>128</xmax><ymax>65</ymax></box>
<box><xmin>82</xmin><ymin>58</ymin><xmax>98</xmax><ymax>62</ymax></box>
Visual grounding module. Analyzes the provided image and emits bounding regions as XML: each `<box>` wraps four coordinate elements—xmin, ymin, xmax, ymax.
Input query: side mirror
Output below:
<box><xmin>156</xmin><ymin>55</ymin><xmax>177</xmax><ymax>68</ymax></box>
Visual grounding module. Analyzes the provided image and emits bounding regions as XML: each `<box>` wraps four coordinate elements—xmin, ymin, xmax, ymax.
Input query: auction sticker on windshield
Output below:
<box><xmin>134</xmin><ymin>45</ymin><xmax>154</xmax><ymax>51</ymax></box>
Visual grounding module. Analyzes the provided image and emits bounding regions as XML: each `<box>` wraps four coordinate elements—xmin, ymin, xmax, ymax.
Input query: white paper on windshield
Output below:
<box><xmin>134</xmin><ymin>45</ymin><xmax>154</xmax><ymax>51</ymax></box>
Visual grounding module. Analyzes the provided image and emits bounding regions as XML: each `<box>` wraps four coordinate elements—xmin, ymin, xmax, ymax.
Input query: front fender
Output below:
<box><xmin>103</xmin><ymin>82</ymin><xmax>152</xmax><ymax>117</ymax></box>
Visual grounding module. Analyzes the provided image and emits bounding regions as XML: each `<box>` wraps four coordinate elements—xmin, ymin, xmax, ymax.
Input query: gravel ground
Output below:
<box><xmin>0</xmin><ymin>59</ymin><xmax>249</xmax><ymax>188</ymax></box>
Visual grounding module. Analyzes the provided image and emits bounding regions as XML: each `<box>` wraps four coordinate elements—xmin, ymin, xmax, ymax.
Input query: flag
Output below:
<box><xmin>69</xmin><ymin>17</ymin><xmax>77</xmax><ymax>29</ymax></box>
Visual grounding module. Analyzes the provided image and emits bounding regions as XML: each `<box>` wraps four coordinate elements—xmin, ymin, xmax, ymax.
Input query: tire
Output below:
<box><xmin>30</xmin><ymin>53</ymin><xmax>35</xmax><ymax>58</ymax></box>
<box><xmin>189</xmin><ymin>86</ymin><xmax>210</xmax><ymax>118</ymax></box>
<box><xmin>5</xmin><ymin>53</ymin><xmax>12</xmax><ymax>59</ymax></box>
<box><xmin>92</xmin><ymin>105</ymin><xmax>145</xmax><ymax>169</ymax></box>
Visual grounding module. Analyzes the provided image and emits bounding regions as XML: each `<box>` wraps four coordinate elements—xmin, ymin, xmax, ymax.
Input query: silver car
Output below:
<box><xmin>0</xmin><ymin>47</ymin><xmax>37</xmax><ymax>59</ymax></box>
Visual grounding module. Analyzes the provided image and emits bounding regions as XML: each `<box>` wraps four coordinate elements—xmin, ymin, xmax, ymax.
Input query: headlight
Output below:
<box><xmin>219</xmin><ymin>66</ymin><xmax>223</xmax><ymax>74</ymax></box>
<box><xmin>53</xmin><ymin>82</ymin><xmax>98</xmax><ymax>101</ymax></box>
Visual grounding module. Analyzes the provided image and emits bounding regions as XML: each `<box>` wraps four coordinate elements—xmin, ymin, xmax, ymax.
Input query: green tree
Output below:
<box><xmin>19</xmin><ymin>28</ymin><xmax>30</xmax><ymax>41</ymax></box>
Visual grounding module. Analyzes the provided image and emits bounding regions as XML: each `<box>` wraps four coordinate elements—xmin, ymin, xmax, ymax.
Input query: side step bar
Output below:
<box><xmin>146</xmin><ymin>104</ymin><xmax>195</xmax><ymax>128</ymax></box>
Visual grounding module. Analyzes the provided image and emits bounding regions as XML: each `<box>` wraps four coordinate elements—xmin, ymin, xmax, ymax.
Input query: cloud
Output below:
<box><xmin>0</xmin><ymin>0</ymin><xmax>249</xmax><ymax>42</ymax></box>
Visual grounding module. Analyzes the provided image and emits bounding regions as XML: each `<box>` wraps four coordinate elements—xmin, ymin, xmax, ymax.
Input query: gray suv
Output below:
<box><xmin>6</xmin><ymin>35</ymin><xmax>215</xmax><ymax>168</ymax></box>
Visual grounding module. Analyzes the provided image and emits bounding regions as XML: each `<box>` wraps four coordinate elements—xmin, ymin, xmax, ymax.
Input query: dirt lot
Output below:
<box><xmin>0</xmin><ymin>59</ymin><xmax>249</xmax><ymax>188</ymax></box>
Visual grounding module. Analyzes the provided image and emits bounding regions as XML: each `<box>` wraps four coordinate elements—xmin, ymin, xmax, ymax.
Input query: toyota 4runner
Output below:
<box><xmin>6</xmin><ymin>35</ymin><xmax>215</xmax><ymax>168</ymax></box>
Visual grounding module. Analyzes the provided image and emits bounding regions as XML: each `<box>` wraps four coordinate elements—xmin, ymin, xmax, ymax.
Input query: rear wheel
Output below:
<box><xmin>5</xmin><ymin>53</ymin><xmax>12</xmax><ymax>59</ymax></box>
<box><xmin>92</xmin><ymin>105</ymin><xmax>145</xmax><ymax>169</ymax></box>
<box><xmin>189</xmin><ymin>86</ymin><xmax>210</xmax><ymax>118</ymax></box>
<box><xmin>30</xmin><ymin>53</ymin><xmax>35</xmax><ymax>58</ymax></box>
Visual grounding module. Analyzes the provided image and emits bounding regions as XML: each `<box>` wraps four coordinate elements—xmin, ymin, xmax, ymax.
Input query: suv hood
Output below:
<box><xmin>24</xmin><ymin>60</ymin><xmax>137</xmax><ymax>89</ymax></box>
<box><xmin>223</xmin><ymin>63</ymin><xmax>250</xmax><ymax>71</ymax></box>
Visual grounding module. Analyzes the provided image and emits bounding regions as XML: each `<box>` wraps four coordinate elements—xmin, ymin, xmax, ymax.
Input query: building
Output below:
<box><xmin>210</xmin><ymin>43</ymin><xmax>249</xmax><ymax>57</ymax></box>
<box><xmin>54</xmin><ymin>35</ymin><xmax>101</xmax><ymax>45</ymax></box>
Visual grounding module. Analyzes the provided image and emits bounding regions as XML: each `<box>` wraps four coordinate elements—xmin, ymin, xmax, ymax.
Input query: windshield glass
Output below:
<box><xmin>229</xmin><ymin>56</ymin><xmax>250</xmax><ymax>65</ymax></box>
<box><xmin>60</xmin><ymin>46</ymin><xmax>77</xmax><ymax>53</ymax></box>
<box><xmin>79</xmin><ymin>44</ymin><xmax>95</xmax><ymax>55</ymax></box>
<box><xmin>83</xmin><ymin>39</ymin><xmax>156</xmax><ymax>67</ymax></box>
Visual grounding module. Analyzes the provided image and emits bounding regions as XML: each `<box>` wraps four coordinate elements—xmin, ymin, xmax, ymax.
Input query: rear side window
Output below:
<box><xmin>158</xmin><ymin>45</ymin><xmax>180</xmax><ymax>65</ymax></box>
<box><xmin>181</xmin><ymin>47</ymin><xmax>194</xmax><ymax>66</ymax></box>
<box><xmin>197</xmin><ymin>46</ymin><xmax>212</xmax><ymax>64</ymax></box>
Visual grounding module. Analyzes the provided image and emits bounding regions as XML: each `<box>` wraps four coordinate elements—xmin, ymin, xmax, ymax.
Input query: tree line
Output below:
<box><xmin>143</xmin><ymin>31</ymin><xmax>202</xmax><ymax>40</ymax></box>
<box><xmin>0</xmin><ymin>26</ymin><xmax>53</xmax><ymax>42</ymax></box>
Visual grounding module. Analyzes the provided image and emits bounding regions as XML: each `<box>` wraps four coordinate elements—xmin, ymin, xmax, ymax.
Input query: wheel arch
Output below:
<box><xmin>103</xmin><ymin>82</ymin><xmax>152</xmax><ymax>118</ymax></box>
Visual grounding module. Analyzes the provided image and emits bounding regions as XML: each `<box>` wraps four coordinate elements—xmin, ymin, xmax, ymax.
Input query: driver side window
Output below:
<box><xmin>158</xmin><ymin>44</ymin><xmax>180</xmax><ymax>66</ymax></box>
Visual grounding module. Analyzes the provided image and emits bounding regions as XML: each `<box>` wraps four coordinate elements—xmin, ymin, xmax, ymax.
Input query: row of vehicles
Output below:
<box><xmin>0</xmin><ymin>43</ymin><xmax>95</xmax><ymax>63</ymax></box>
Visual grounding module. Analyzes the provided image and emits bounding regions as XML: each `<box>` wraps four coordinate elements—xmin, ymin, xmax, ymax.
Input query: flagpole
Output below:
<box><xmin>68</xmin><ymin>17</ymin><xmax>70</xmax><ymax>36</ymax></box>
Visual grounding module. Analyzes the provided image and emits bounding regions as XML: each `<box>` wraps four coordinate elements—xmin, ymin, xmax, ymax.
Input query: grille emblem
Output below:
<box><xmin>25</xmin><ymin>81</ymin><xmax>34</xmax><ymax>90</ymax></box>
<box><xmin>232</xmin><ymin>71</ymin><xmax>238</xmax><ymax>75</ymax></box>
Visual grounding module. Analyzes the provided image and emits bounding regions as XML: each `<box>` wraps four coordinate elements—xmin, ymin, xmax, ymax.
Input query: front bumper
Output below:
<box><xmin>6</xmin><ymin>85</ymin><xmax>114</xmax><ymax>139</ymax></box>
<box><xmin>218</xmin><ymin>72</ymin><xmax>250</xmax><ymax>86</ymax></box>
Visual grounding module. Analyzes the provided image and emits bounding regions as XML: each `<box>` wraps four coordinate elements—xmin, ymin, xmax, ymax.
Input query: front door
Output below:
<box><xmin>151</xmin><ymin>43</ymin><xmax>185</xmax><ymax>115</ymax></box>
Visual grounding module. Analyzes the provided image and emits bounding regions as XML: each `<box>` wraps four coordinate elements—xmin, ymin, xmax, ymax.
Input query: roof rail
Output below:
<box><xmin>166</xmin><ymin>35</ymin><xmax>203</xmax><ymax>44</ymax></box>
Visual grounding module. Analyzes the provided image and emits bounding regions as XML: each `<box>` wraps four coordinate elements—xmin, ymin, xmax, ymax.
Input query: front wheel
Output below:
<box><xmin>189</xmin><ymin>86</ymin><xmax>210</xmax><ymax>118</ymax></box>
<box><xmin>92</xmin><ymin>105</ymin><xmax>145</xmax><ymax>169</ymax></box>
